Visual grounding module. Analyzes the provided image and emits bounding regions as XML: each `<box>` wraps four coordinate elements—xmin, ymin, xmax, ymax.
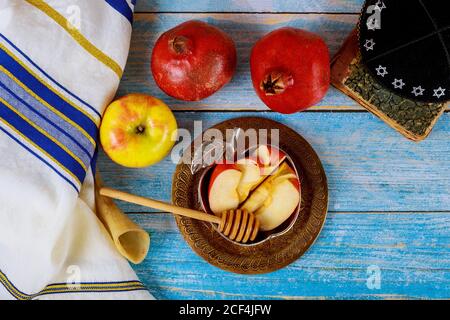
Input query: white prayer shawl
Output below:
<box><xmin>0</xmin><ymin>0</ymin><xmax>152</xmax><ymax>299</ymax></box>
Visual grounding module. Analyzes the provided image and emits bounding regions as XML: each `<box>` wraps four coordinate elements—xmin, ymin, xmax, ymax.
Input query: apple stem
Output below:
<box><xmin>260</xmin><ymin>71</ymin><xmax>294</xmax><ymax>96</ymax></box>
<box><xmin>170</xmin><ymin>36</ymin><xmax>193</xmax><ymax>55</ymax></box>
<box><xmin>136</xmin><ymin>125</ymin><xmax>146</xmax><ymax>134</ymax></box>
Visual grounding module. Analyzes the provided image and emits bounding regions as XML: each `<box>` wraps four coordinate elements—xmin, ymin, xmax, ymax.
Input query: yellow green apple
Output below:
<box><xmin>100</xmin><ymin>93</ymin><xmax>177</xmax><ymax>168</ymax></box>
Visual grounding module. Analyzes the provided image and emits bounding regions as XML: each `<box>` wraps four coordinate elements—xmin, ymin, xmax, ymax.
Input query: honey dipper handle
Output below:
<box><xmin>99</xmin><ymin>188</ymin><xmax>222</xmax><ymax>225</ymax></box>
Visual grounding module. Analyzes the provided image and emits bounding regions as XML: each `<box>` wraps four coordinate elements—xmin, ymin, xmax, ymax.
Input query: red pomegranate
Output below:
<box><xmin>151</xmin><ymin>20</ymin><xmax>237</xmax><ymax>101</ymax></box>
<box><xmin>250</xmin><ymin>27</ymin><xmax>330</xmax><ymax>114</ymax></box>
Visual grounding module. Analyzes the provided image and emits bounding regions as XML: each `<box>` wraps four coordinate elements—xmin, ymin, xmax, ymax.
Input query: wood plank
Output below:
<box><xmin>135</xmin><ymin>0</ymin><xmax>365</xmax><ymax>13</ymax></box>
<box><xmin>120</xmin><ymin>13</ymin><xmax>365</xmax><ymax>111</ymax></box>
<box><xmin>123</xmin><ymin>13</ymin><xmax>450</xmax><ymax>112</ymax></box>
<box><xmin>124</xmin><ymin>14</ymin><xmax>450</xmax><ymax>111</ymax></box>
<box><xmin>129</xmin><ymin>212</ymin><xmax>450</xmax><ymax>299</ymax></box>
<box><xmin>98</xmin><ymin>112</ymin><xmax>450</xmax><ymax>213</ymax></box>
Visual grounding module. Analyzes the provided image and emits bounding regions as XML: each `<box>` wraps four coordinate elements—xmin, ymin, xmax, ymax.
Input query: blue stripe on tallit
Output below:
<box><xmin>105</xmin><ymin>0</ymin><xmax>134</xmax><ymax>24</ymax></box>
<box><xmin>0</xmin><ymin>48</ymin><xmax>98</xmax><ymax>143</ymax></box>
<box><xmin>0</xmin><ymin>33</ymin><xmax>101</xmax><ymax>119</ymax></box>
<box><xmin>0</xmin><ymin>125</ymin><xmax>79</xmax><ymax>192</ymax></box>
<box><xmin>0</xmin><ymin>81</ymin><xmax>91</xmax><ymax>168</ymax></box>
<box><xmin>0</xmin><ymin>72</ymin><xmax>93</xmax><ymax>160</ymax></box>
<box><xmin>0</xmin><ymin>100</ymin><xmax>86</xmax><ymax>185</ymax></box>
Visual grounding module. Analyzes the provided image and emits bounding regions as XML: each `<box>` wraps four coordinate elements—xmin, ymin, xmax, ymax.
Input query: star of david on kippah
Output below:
<box><xmin>359</xmin><ymin>0</ymin><xmax>450</xmax><ymax>103</ymax></box>
<box><xmin>392</xmin><ymin>78</ymin><xmax>405</xmax><ymax>89</ymax></box>
<box><xmin>412</xmin><ymin>86</ymin><xmax>425</xmax><ymax>97</ymax></box>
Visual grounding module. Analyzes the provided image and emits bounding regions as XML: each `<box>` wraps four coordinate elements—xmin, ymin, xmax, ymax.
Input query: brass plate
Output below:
<box><xmin>172</xmin><ymin>117</ymin><xmax>328</xmax><ymax>274</ymax></box>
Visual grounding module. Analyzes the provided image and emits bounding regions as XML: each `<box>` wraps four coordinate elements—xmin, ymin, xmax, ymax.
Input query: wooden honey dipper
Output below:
<box><xmin>100</xmin><ymin>188</ymin><xmax>260</xmax><ymax>244</ymax></box>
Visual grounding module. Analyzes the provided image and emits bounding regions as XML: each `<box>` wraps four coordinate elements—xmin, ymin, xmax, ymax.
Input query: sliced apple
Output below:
<box><xmin>250</xmin><ymin>145</ymin><xmax>287</xmax><ymax>176</ymax></box>
<box><xmin>256</xmin><ymin>145</ymin><xmax>272</xmax><ymax>166</ymax></box>
<box><xmin>256</xmin><ymin>176</ymin><xmax>300</xmax><ymax>231</ymax></box>
<box><xmin>240</xmin><ymin>162</ymin><xmax>291</xmax><ymax>211</ymax></box>
<box><xmin>235</xmin><ymin>158</ymin><xmax>261</xmax><ymax>202</ymax></box>
<box><xmin>241</xmin><ymin>162</ymin><xmax>300</xmax><ymax>231</ymax></box>
<box><xmin>235</xmin><ymin>145</ymin><xmax>287</xmax><ymax>203</ymax></box>
<box><xmin>207</xmin><ymin>146</ymin><xmax>291</xmax><ymax>219</ymax></box>
<box><xmin>240</xmin><ymin>182</ymin><xmax>271</xmax><ymax>213</ymax></box>
<box><xmin>208</xmin><ymin>164</ymin><xmax>242</xmax><ymax>216</ymax></box>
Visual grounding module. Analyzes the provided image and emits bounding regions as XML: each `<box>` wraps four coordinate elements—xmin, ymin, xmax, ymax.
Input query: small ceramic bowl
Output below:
<box><xmin>197</xmin><ymin>145</ymin><xmax>302</xmax><ymax>247</ymax></box>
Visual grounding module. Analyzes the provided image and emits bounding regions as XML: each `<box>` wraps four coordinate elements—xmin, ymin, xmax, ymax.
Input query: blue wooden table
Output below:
<box><xmin>98</xmin><ymin>0</ymin><xmax>450</xmax><ymax>299</ymax></box>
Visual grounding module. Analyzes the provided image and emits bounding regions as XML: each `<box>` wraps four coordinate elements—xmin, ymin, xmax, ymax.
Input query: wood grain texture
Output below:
<box><xmin>135</xmin><ymin>0</ymin><xmax>365</xmax><ymax>13</ymax></box>
<box><xmin>98</xmin><ymin>1</ymin><xmax>450</xmax><ymax>300</ymax></box>
<box><xmin>128</xmin><ymin>212</ymin><xmax>450</xmax><ymax>300</ymax></box>
<box><xmin>98</xmin><ymin>112</ymin><xmax>450</xmax><ymax>213</ymax></box>
<box><xmin>123</xmin><ymin>13</ymin><xmax>449</xmax><ymax>112</ymax></box>
<box><xmin>119</xmin><ymin>13</ymin><xmax>364</xmax><ymax>110</ymax></box>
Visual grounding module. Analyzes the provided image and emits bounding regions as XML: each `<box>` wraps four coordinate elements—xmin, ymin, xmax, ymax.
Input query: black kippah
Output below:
<box><xmin>359</xmin><ymin>0</ymin><xmax>450</xmax><ymax>103</ymax></box>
